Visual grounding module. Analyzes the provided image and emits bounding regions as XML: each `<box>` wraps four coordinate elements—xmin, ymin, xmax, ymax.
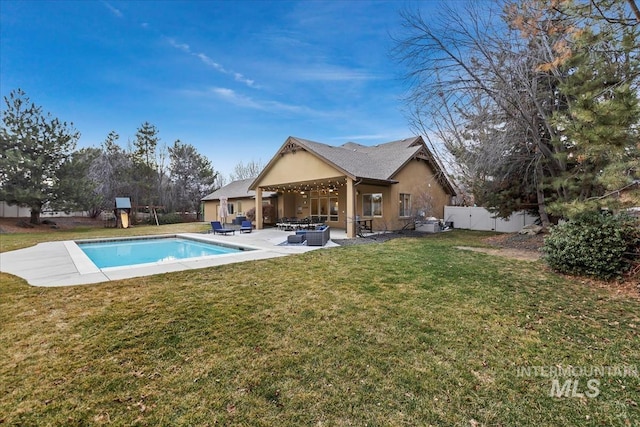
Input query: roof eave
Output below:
<box><xmin>249</xmin><ymin>136</ymin><xmax>356</xmax><ymax>190</ymax></box>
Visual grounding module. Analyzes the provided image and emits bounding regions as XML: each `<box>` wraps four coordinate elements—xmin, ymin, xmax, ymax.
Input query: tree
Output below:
<box><xmin>394</xmin><ymin>0</ymin><xmax>639</xmax><ymax>224</ymax></box>
<box><xmin>541</xmin><ymin>6</ymin><xmax>640</xmax><ymax>215</ymax></box>
<box><xmin>133</xmin><ymin>121</ymin><xmax>161</xmax><ymax>209</ymax></box>
<box><xmin>54</xmin><ymin>147</ymin><xmax>104</xmax><ymax>217</ymax></box>
<box><xmin>168</xmin><ymin>140</ymin><xmax>217</xmax><ymax>219</ymax></box>
<box><xmin>89</xmin><ymin>131</ymin><xmax>136</xmax><ymax>211</ymax></box>
<box><xmin>0</xmin><ymin>89</ymin><xmax>80</xmax><ymax>223</ymax></box>
<box><xmin>394</xmin><ymin>1</ymin><xmax>562</xmax><ymax>226</ymax></box>
<box><xmin>229</xmin><ymin>159</ymin><xmax>264</xmax><ymax>181</ymax></box>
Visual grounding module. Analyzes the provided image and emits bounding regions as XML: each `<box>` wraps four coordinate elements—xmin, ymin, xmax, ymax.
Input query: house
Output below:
<box><xmin>202</xmin><ymin>178</ymin><xmax>277</xmax><ymax>224</ymax></box>
<box><xmin>247</xmin><ymin>136</ymin><xmax>456</xmax><ymax>238</ymax></box>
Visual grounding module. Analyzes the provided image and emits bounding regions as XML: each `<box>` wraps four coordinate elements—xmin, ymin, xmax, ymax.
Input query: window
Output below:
<box><xmin>362</xmin><ymin>193</ymin><xmax>383</xmax><ymax>217</ymax></box>
<box><xmin>227</xmin><ymin>203</ymin><xmax>234</xmax><ymax>215</ymax></box>
<box><xmin>310</xmin><ymin>191</ymin><xmax>335</xmax><ymax>222</ymax></box>
<box><xmin>329</xmin><ymin>197</ymin><xmax>338</xmax><ymax>221</ymax></box>
<box><xmin>399</xmin><ymin>193</ymin><xmax>411</xmax><ymax>217</ymax></box>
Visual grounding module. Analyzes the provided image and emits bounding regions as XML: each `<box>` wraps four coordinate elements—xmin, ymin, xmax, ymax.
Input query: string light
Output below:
<box><xmin>259</xmin><ymin>177</ymin><xmax>347</xmax><ymax>194</ymax></box>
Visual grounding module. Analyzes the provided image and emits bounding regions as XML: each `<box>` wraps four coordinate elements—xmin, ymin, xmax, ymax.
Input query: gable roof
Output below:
<box><xmin>201</xmin><ymin>178</ymin><xmax>276</xmax><ymax>201</ymax></box>
<box><xmin>250</xmin><ymin>136</ymin><xmax>456</xmax><ymax>194</ymax></box>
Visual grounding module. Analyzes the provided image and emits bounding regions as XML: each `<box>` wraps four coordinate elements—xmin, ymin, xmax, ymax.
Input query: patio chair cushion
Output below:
<box><xmin>210</xmin><ymin>221</ymin><xmax>235</xmax><ymax>235</ymax></box>
<box><xmin>287</xmin><ymin>234</ymin><xmax>306</xmax><ymax>244</ymax></box>
<box><xmin>240</xmin><ymin>220</ymin><xmax>252</xmax><ymax>233</ymax></box>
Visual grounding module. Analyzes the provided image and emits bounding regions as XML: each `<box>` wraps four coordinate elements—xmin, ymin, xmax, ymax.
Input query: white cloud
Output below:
<box><xmin>167</xmin><ymin>38</ymin><xmax>190</xmax><ymax>52</ymax></box>
<box><xmin>290</xmin><ymin>65</ymin><xmax>380</xmax><ymax>82</ymax></box>
<box><xmin>101</xmin><ymin>1</ymin><xmax>123</xmax><ymax>18</ymax></box>
<box><xmin>210</xmin><ymin>88</ymin><xmax>261</xmax><ymax>109</ymax></box>
<box><xmin>182</xmin><ymin>87</ymin><xmax>329</xmax><ymax>118</ymax></box>
<box><xmin>196</xmin><ymin>53</ymin><xmax>225</xmax><ymax>72</ymax></box>
<box><xmin>166</xmin><ymin>37</ymin><xmax>258</xmax><ymax>88</ymax></box>
<box><xmin>234</xmin><ymin>73</ymin><xmax>256</xmax><ymax>88</ymax></box>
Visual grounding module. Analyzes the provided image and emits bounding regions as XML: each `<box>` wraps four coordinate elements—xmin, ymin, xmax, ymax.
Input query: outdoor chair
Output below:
<box><xmin>210</xmin><ymin>221</ymin><xmax>235</xmax><ymax>235</ymax></box>
<box><xmin>301</xmin><ymin>225</ymin><xmax>330</xmax><ymax>246</ymax></box>
<box><xmin>240</xmin><ymin>220</ymin><xmax>252</xmax><ymax>233</ymax></box>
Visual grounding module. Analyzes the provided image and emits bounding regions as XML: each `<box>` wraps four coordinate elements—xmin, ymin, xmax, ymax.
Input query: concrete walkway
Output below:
<box><xmin>0</xmin><ymin>228</ymin><xmax>345</xmax><ymax>287</ymax></box>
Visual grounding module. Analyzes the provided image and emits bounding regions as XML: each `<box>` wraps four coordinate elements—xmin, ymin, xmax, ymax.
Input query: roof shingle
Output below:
<box><xmin>202</xmin><ymin>178</ymin><xmax>276</xmax><ymax>201</ymax></box>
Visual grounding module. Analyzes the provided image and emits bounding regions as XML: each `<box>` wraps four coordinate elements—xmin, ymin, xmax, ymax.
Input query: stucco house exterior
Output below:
<box><xmin>244</xmin><ymin>136</ymin><xmax>456</xmax><ymax>238</ymax></box>
<box><xmin>202</xmin><ymin>178</ymin><xmax>277</xmax><ymax>224</ymax></box>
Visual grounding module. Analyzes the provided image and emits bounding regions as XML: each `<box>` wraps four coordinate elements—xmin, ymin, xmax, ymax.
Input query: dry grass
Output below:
<box><xmin>1</xmin><ymin>230</ymin><xmax>639</xmax><ymax>425</ymax></box>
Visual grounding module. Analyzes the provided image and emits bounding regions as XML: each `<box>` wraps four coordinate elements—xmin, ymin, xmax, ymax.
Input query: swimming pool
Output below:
<box><xmin>78</xmin><ymin>236</ymin><xmax>246</xmax><ymax>269</ymax></box>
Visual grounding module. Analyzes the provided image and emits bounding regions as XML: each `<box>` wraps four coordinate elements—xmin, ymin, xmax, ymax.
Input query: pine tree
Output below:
<box><xmin>132</xmin><ymin>122</ymin><xmax>160</xmax><ymax>209</ymax></box>
<box><xmin>547</xmin><ymin>7</ymin><xmax>640</xmax><ymax>216</ymax></box>
<box><xmin>0</xmin><ymin>89</ymin><xmax>80</xmax><ymax>223</ymax></box>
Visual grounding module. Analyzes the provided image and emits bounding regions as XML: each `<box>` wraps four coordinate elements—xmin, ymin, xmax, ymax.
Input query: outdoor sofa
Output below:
<box><xmin>295</xmin><ymin>225</ymin><xmax>330</xmax><ymax>246</ymax></box>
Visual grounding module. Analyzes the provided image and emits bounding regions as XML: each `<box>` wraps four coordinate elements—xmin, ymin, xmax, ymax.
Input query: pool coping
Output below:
<box><xmin>0</xmin><ymin>230</ymin><xmax>338</xmax><ymax>287</ymax></box>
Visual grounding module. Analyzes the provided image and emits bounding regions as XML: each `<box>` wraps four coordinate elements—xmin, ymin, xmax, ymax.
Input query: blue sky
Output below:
<box><xmin>1</xmin><ymin>0</ymin><xmax>438</xmax><ymax>177</ymax></box>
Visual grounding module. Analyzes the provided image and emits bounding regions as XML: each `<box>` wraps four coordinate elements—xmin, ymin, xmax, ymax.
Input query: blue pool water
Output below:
<box><xmin>78</xmin><ymin>237</ymin><xmax>242</xmax><ymax>269</ymax></box>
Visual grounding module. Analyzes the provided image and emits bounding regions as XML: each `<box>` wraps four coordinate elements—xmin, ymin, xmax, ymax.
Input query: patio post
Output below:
<box><xmin>256</xmin><ymin>188</ymin><xmax>263</xmax><ymax>230</ymax></box>
<box><xmin>346</xmin><ymin>177</ymin><xmax>356</xmax><ymax>238</ymax></box>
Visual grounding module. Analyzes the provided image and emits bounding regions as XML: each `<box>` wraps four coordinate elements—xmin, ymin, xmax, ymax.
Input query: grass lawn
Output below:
<box><xmin>1</xmin><ymin>228</ymin><xmax>639</xmax><ymax>426</ymax></box>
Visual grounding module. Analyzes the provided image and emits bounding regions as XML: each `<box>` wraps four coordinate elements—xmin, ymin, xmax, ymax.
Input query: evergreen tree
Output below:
<box><xmin>54</xmin><ymin>147</ymin><xmax>104</xmax><ymax>216</ymax></box>
<box><xmin>550</xmin><ymin>25</ymin><xmax>640</xmax><ymax>215</ymax></box>
<box><xmin>133</xmin><ymin>122</ymin><xmax>160</xmax><ymax>208</ymax></box>
<box><xmin>169</xmin><ymin>140</ymin><xmax>217</xmax><ymax>218</ymax></box>
<box><xmin>0</xmin><ymin>89</ymin><xmax>80</xmax><ymax>223</ymax></box>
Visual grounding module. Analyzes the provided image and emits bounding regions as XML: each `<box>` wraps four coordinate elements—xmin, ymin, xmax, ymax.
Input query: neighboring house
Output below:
<box><xmin>201</xmin><ymin>178</ymin><xmax>277</xmax><ymax>224</ymax></box>
<box><xmin>0</xmin><ymin>201</ymin><xmax>87</xmax><ymax>218</ymax></box>
<box><xmin>248</xmin><ymin>136</ymin><xmax>456</xmax><ymax>238</ymax></box>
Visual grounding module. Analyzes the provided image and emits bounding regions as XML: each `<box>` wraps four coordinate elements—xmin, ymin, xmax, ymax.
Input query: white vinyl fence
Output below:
<box><xmin>0</xmin><ymin>202</ymin><xmax>31</xmax><ymax>217</ymax></box>
<box><xmin>444</xmin><ymin>206</ymin><xmax>538</xmax><ymax>232</ymax></box>
<box><xmin>0</xmin><ymin>201</ymin><xmax>88</xmax><ymax>218</ymax></box>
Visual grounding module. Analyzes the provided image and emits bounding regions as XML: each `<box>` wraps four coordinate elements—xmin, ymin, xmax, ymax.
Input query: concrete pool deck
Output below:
<box><xmin>0</xmin><ymin>228</ymin><xmax>345</xmax><ymax>287</ymax></box>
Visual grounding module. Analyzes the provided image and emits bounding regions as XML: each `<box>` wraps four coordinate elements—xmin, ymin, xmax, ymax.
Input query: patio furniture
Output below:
<box><xmin>300</xmin><ymin>225</ymin><xmax>330</xmax><ymax>246</ymax></box>
<box><xmin>240</xmin><ymin>220</ymin><xmax>252</xmax><ymax>233</ymax></box>
<box><xmin>210</xmin><ymin>221</ymin><xmax>235</xmax><ymax>235</ymax></box>
<box><xmin>356</xmin><ymin>218</ymin><xmax>373</xmax><ymax>237</ymax></box>
<box><xmin>287</xmin><ymin>234</ymin><xmax>306</xmax><ymax>244</ymax></box>
<box><xmin>278</xmin><ymin>217</ymin><xmax>324</xmax><ymax>231</ymax></box>
<box><xmin>233</xmin><ymin>215</ymin><xmax>247</xmax><ymax>225</ymax></box>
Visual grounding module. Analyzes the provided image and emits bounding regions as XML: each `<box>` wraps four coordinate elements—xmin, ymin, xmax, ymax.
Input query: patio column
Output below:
<box><xmin>256</xmin><ymin>188</ymin><xmax>263</xmax><ymax>230</ymax></box>
<box><xmin>346</xmin><ymin>177</ymin><xmax>356</xmax><ymax>238</ymax></box>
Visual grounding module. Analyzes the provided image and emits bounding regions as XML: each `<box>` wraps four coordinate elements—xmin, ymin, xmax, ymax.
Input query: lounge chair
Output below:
<box><xmin>210</xmin><ymin>221</ymin><xmax>235</xmax><ymax>235</ymax></box>
<box><xmin>240</xmin><ymin>220</ymin><xmax>252</xmax><ymax>233</ymax></box>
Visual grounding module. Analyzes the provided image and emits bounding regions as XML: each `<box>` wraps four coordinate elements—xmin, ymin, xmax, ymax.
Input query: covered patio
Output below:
<box><xmin>249</xmin><ymin>136</ymin><xmax>457</xmax><ymax>238</ymax></box>
<box><xmin>255</xmin><ymin>176</ymin><xmax>397</xmax><ymax>237</ymax></box>
<box><xmin>256</xmin><ymin>176</ymin><xmax>358</xmax><ymax>237</ymax></box>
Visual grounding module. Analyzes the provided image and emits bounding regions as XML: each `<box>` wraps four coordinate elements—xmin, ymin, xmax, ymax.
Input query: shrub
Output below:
<box><xmin>541</xmin><ymin>211</ymin><xmax>640</xmax><ymax>280</ymax></box>
<box><xmin>149</xmin><ymin>213</ymin><xmax>184</xmax><ymax>225</ymax></box>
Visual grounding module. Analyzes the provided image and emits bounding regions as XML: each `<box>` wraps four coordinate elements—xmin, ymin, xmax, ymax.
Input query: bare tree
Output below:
<box><xmin>89</xmin><ymin>131</ymin><xmax>134</xmax><ymax>210</ymax></box>
<box><xmin>229</xmin><ymin>159</ymin><xmax>264</xmax><ymax>181</ymax></box>
<box><xmin>394</xmin><ymin>0</ymin><xmax>639</xmax><ymax>224</ymax></box>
